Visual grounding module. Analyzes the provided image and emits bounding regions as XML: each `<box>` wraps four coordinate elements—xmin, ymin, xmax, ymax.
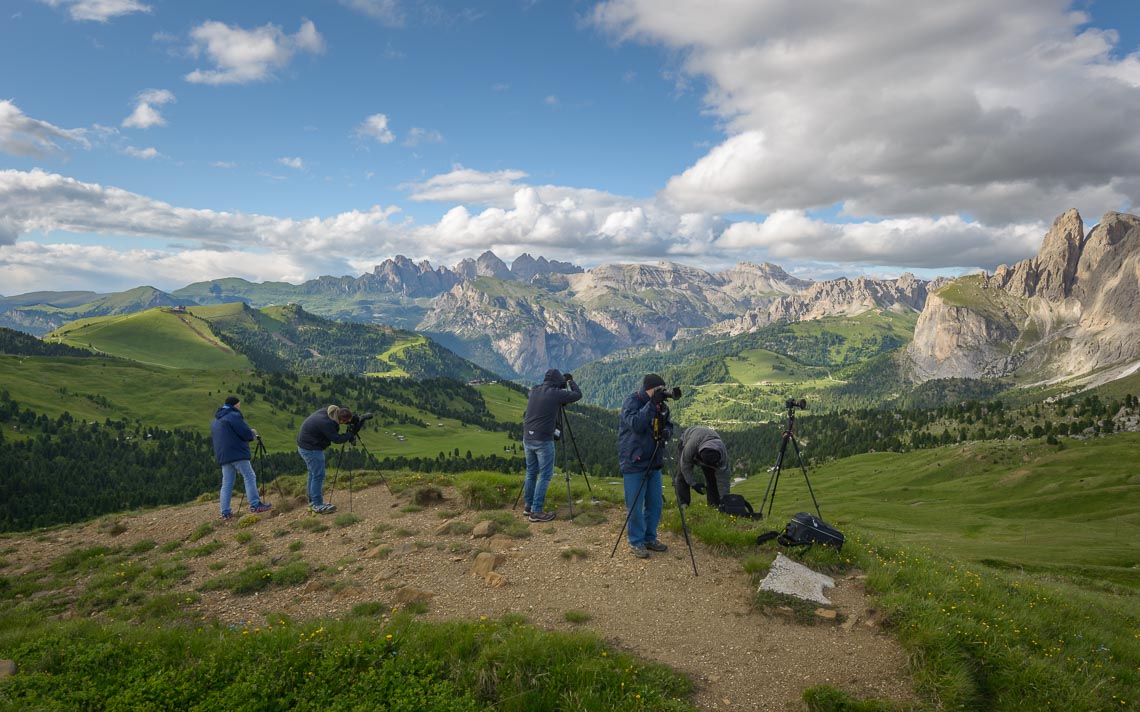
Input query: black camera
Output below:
<box><xmin>660</xmin><ymin>387</ymin><xmax>682</xmax><ymax>401</ymax></box>
<box><xmin>349</xmin><ymin>412</ymin><xmax>374</xmax><ymax>434</ymax></box>
<box><xmin>785</xmin><ymin>398</ymin><xmax>807</xmax><ymax>410</ymax></box>
<box><xmin>562</xmin><ymin>373</ymin><xmax>573</xmax><ymax>388</ymax></box>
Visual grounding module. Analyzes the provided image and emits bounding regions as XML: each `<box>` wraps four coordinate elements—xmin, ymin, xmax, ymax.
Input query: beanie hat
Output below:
<box><xmin>544</xmin><ymin>368</ymin><xmax>564</xmax><ymax>384</ymax></box>
<box><xmin>643</xmin><ymin>373</ymin><xmax>666</xmax><ymax>391</ymax></box>
<box><xmin>224</xmin><ymin>396</ymin><xmax>240</xmax><ymax>407</ymax></box>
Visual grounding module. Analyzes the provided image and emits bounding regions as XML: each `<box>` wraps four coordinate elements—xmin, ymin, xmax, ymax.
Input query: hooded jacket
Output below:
<box><xmin>297</xmin><ymin>407</ymin><xmax>354</xmax><ymax>451</ymax></box>
<box><xmin>677</xmin><ymin>426</ymin><xmax>731</xmax><ymax>494</ymax></box>
<box><xmin>618</xmin><ymin>388</ymin><xmax>673</xmax><ymax>473</ymax></box>
<box><xmin>211</xmin><ymin>405</ymin><xmax>255</xmax><ymax>465</ymax></box>
<box><xmin>522</xmin><ymin>369</ymin><xmax>583</xmax><ymax>441</ymax></box>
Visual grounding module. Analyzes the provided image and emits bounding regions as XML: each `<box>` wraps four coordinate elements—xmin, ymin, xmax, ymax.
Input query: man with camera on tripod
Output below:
<box><xmin>211</xmin><ymin>396</ymin><xmax>272</xmax><ymax>521</ymax></box>
<box><xmin>617</xmin><ymin>374</ymin><xmax>676</xmax><ymax>559</ymax></box>
<box><xmin>297</xmin><ymin>405</ymin><xmax>357</xmax><ymax>514</ymax></box>
<box><xmin>521</xmin><ymin>368</ymin><xmax>582</xmax><ymax>522</ymax></box>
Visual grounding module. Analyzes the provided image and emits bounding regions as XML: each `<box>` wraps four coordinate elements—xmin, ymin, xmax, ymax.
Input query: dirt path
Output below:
<box><xmin>10</xmin><ymin>484</ymin><xmax>917</xmax><ymax>711</ymax></box>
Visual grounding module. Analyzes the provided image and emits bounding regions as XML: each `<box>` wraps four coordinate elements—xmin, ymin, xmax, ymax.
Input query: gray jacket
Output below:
<box><xmin>677</xmin><ymin>426</ymin><xmax>731</xmax><ymax>494</ymax></box>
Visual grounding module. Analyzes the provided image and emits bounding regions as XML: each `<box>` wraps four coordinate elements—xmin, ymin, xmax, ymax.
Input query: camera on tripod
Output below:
<box><xmin>784</xmin><ymin>398</ymin><xmax>807</xmax><ymax>410</ymax></box>
<box><xmin>348</xmin><ymin>412</ymin><xmax>374</xmax><ymax>435</ymax></box>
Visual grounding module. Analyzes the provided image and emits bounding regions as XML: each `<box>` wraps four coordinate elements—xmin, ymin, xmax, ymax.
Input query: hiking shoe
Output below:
<box><xmin>630</xmin><ymin>545</ymin><xmax>649</xmax><ymax>559</ymax></box>
<box><xmin>309</xmin><ymin>503</ymin><xmax>337</xmax><ymax>514</ymax></box>
<box><xmin>644</xmin><ymin>540</ymin><xmax>668</xmax><ymax>552</ymax></box>
<box><xmin>528</xmin><ymin>511</ymin><xmax>556</xmax><ymax>523</ymax></box>
<box><xmin>523</xmin><ymin>507</ymin><xmax>531</xmax><ymax>516</ymax></box>
<box><xmin>250</xmin><ymin>503</ymin><xmax>272</xmax><ymax>514</ymax></box>
<box><xmin>220</xmin><ymin>512</ymin><xmax>233</xmax><ymax>521</ymax></box>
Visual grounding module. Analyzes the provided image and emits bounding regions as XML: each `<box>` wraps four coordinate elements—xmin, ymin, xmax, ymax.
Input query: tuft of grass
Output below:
<box><xmin>563</xmin><ymin>610</ymin><xmax>591</xmax><ymax>624</ymax></box>
<box><xmin>188</xmin><ymin>523</ymin><xmax>214</xmax><ymax>542</ymax></box>
<box><xmin>188</xmin><ymin>541</ymin><xmax>224</xmax><ymax>558</ymax></box>
<box><xmin>234</xmin><ymin>531</ymin><xmax>253</xmax><ymax>544</ymax></box>
<box><xmin>473</xmin><ymin>511</ymin><xmax>531</xmax><ymax>539</ymax></box>
<box><xmin>334</xmin><ymin>513</ymin><xmax>363</xmax><ymax>528</ymax></box>
<box><xmin>128</xmin><ymin>540</ymin><xmax>157</xmax><ymax>555</ymax></box>
<box><xmin>287</xmin><ymin>540</ymin><xmax>304</xmax><ymax>552</ymax></box>
<box><xmin>560</xmin><ymin>547</ymin><xmax>589</xmax><ymax>561</ymax></box>
<box><xmin>404</xmin><ymin>600</ymin><xmax>430</xmax><ymax>615</ymax></box>
<box><xmin>294</xmin><ymin>518</ymin><xmax>329</xmax><ymax>533</ymax></box>
<box><xmin>455</xmin><ymin>472</ymin><xmax>517</xmax><ymax>510</ymax></box>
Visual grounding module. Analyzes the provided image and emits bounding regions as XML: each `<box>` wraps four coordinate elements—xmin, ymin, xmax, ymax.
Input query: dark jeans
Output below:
<box><xmin>674</xmin><ymin>464</ymin><xmax>722</xmax><ymax>507</ymax></box>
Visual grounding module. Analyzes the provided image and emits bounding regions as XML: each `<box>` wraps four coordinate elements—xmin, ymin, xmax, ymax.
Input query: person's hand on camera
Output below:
<box><xmin>650</xmin><ymin>386</ymin><xmax>667</xmax><ymax>404</ymax></box>
<box><xmin>251</xmin><ymin>429</ymin><xmax>258</xmax><ymax>439</ymax></box>
<box><xmin>563</xmin><ymin>373</ymin><xmax>573</xmax><ymax>382</ymax></box>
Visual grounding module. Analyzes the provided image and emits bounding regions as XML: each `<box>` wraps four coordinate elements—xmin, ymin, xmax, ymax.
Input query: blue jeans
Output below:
<box><xmin>220</xmin><ymin>460</ymin><xmax>261</xmax><ymax>515</ymax></box>
<box><xmin>298</xmin><ymin>447</ymin><xmax>327</xmax><ymax>506</ymax></box>
<box><xmin>623</xmin><ymin>469</ymin><xmax>663</xmax><ymax>546</ymax></box>
<box><xmin>523</xmin><ymin>440</ymin><xmax>556</xmax><ymax>513</ymax></box>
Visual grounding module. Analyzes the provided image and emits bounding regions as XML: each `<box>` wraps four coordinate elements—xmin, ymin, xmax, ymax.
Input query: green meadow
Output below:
<box><xmin>734</xmin><ymin>433</ymin><xmax>1140</xmax><ymax>588</ymax></box>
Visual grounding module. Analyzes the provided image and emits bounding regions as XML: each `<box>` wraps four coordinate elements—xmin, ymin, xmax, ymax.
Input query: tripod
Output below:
<box><xmin>758</xmin><ymin>401</ymin><xmax>822</xmax><ymax>520</ymax></box>
<box><xmin>609</xmin><ymin>421</ymin><xmax>698</xmax><ymax>576</ymax></box>
<box><xmin>557</xmin><ymin>405</ymin><xmax>598</xmax><ymax>520</ymax></box>
<box><xmin>329</xmin><ymin>431</ymin><xmax>392</xmax><ymax>513</ymax></box>
<box><xmin>237</xmin><ymin>436</ymin><xmax>286</xmax><ymax>509</ymax></box>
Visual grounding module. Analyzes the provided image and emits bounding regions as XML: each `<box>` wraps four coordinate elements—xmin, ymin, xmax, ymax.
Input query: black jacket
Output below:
<box><xmin>297</xmin><ymin>408</ymin><xmax>353</xmax><ymax>451</ymax></box>
<box><xmin>523</xmin><ymin>369</ymin><xmax>582</xmax><ymax>441</ymax></box>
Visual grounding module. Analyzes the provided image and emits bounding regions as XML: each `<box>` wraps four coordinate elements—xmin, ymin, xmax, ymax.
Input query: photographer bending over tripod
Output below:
<box><xmin>521</xmin><ymin>369</ymin><xmax>582</xmax><ymax>522</ymax></box>
<box><xmin>676</xmin><ymin>426</ymin><xmax>731</xmax><ymax>507</ymax></box>
<box><xmin>297</xmin><ymin>405</ymin><xmax>356</xmax><ymax>514</ymax></box>
<box><xmin>211</xmin><ymin>395</ymin><xmax>272</xmax><ymax>521</ymax></box>
<box><xmin>618</xmin><ymin>374</ymin><xmax>676</xmax><ymax>559</ymax></box>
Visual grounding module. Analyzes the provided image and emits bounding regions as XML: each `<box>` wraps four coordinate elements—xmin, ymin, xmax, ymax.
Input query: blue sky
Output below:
<box><xmin>2</xmin><ymin>0</ymin><xmax>1139</xmax><ymax>294</ymax></box>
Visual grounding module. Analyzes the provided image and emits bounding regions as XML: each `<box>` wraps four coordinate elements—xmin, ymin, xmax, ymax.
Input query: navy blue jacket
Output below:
<box><xmin>297</xmin><ymin>408</ymin><xmax>353</xmax><ymax>451</ymax></box>
<box><xmin>618</xmin><ymin>389</ymin><xmax>674</xmax><ymax>474</ymax></box>
<box><xmin>211</xmin><ymin>405</ymin><xmax>255</xmax><ymax>465</ymax></box>
<box><xmin>523</xmin><ymin>370</ymin><xmax>582</xmax><ymax>442</ymax></box>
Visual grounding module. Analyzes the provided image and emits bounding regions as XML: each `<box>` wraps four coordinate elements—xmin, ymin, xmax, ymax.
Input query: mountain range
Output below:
<box><xmin>4</xmin><ymin>209</ymin><xmax>1139</xmax><ymax>391</ymax></box>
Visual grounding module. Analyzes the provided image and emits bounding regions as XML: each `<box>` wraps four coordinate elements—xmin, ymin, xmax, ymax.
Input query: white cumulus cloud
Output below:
<box><xmin>593</xmin><ymin>0</ymin><xmax>1140</xmax><ymax>226</ymax></box>
<box><xmin>355</xmin><ymin>114</ymin><xmax>396</xmax><ymax>144</ymax></box>
<box><xmin>122</xmin><ymin>89</ymin><xmax>175</xmax><ymax>129</ymax></box>
<box><xmin>39</xmin><ymin>0</ymin><xmax>151</xmax><ymax>23</ymax></box>
<box><xmin>0</xmin><ymin>100</ymin><xmax>89</xmax><ymax>158</ymax></box>
<box><xmin>185</xmin><ymin>19</ymin><xmax>325</xmax><ymax>85</ymax></box>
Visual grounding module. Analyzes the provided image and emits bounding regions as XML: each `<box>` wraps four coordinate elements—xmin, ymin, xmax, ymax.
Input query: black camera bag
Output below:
<box><xmin>717</xmin><ymin>494</ymin><xmax>763</xmax><ymax>520</ymax></box>
<box><xmin>775</xmin><ymin>511</ymin><xmax>845</xmax><ymax>550</ymax></box>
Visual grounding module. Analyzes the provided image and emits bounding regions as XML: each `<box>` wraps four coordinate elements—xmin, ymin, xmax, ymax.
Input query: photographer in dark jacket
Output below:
<box><xmin>297</xmin><ymin>405</ymin><xmax>355</xmax><ymax>514</ymax></box>
<box><xmin>521</xmin><ymin>369</ymin><xmax>582</xmax><ymax>522</ymax></box>
<box><xmin>676</xmin><ymin>425</ymin><xmax>731</xmax><ymax>507</ymax></box>
<box><xmin>211</xmin><ymin>396</ymin><xmax>272</xmax><ymax>520</ymax></box>
<box><xmin>617</xmin><ymin>374</ymin><xmax>674</xmax><ymax>559</ymax></box>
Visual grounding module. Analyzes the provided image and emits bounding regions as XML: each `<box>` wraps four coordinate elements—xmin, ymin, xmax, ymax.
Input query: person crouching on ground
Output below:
<box><xmin>521</xmin><ymin>368</ymin><xmax>583</xmax><ymax>522</ymax></box>
<box><xmin>676</xmin><ymin>425</ymin><xmax>731</xmax><ymax>507</ymax></box>
<box><xmin>617</xmin><ymin>374</ymin><xmax>675</xmax><ymax>559</ymax></box>
<box><xmin>296</xmin><ymin>405</ymin><xmax>355</xmax><ymax>514</ymax></box>
<box><xmin>211</xmin><ymin>395</ymin><xmax>272</xmax><ymax>521</ymax></box>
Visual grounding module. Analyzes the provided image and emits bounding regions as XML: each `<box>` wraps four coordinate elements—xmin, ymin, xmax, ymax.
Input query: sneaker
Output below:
<box><xmin>220</xmin><ymin>512</ymin><xmax>233</xmax><ymax>521</ymax></box>
<box><xmin>644</xmin><ymin>540</ymin><xmax>668</xmax><ymax>552</ymax></box>
<box><xmin>528</xmin><ymin>511</ymin><xmax>556</xmax><ymax>523</ymax></box>
<box><xmin>630</xmin><ymin>545</ymin><xmax>649</xmax><ymax>559</ymax></box>
<box><xmin>250</xmin><ymin>503</ymin><xmax>272</xmax><ymax>514</ymax></box>
<box><xmin>309</xmin><ymin>503</ymin><xmax>337</xmax><ymax>514</ymax></box>
<box><xmin>523</xmin><ymin>507</ymin><xmax>531</xmax><ymax>516</ymax></box>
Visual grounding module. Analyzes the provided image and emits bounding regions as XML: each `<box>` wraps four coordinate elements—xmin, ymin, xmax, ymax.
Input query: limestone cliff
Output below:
<box><xmin>907</xmin><ymin>210</ymin><xmax>1140</xmax><ymax>386</ymax></box>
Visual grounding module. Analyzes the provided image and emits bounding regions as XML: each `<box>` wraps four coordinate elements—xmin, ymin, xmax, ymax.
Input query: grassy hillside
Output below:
<box><xmin>734</xmin><ymin>433</ymin><xmax>1140</xmax><ymax>588</ymax></box>
<box><xmin>46</xmin><ymin>308</ymin><xmax>251</xmax><ymax>370</ymax></box>
<box><xmin>575</xmin><ymin>310</ymin><xmax>919</xmax><ymax>417</ymax></box>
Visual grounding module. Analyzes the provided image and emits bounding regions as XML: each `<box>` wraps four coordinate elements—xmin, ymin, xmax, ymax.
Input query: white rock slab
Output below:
<box><xmin>759</xmin><ymin>552</ymin><xmax>835</xmax><ymax>605</ymax></box>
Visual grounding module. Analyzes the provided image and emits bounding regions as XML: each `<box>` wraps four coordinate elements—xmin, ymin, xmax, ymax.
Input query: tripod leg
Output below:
<box><xmin>789</xmin><ymin>436</ymin><xmax>822</xmax><ymax>519</ymax></box>
<box><xmin>561</xmin><ymin>409</ymin><xmax>596</xmax><ymax>500</ymax></box>
<box><xmin>676</xmin><ymin>497</ymin><xmax>698</xmax><ymax>576</ymax></box>
<box><xmin>760</xmin><ymin>434</ymin><xmax>789</xmax><ymax>518</ymax></box>
<box><xmin>610</xmin><ymin>470</ymin><xmax>651</xmax><ymax>558</ymax></box>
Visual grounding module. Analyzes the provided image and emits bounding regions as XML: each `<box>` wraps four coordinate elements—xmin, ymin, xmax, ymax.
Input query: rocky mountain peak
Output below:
<box><xmin>509</xmin><ymin>253</ymin><xmax>583</xmax><ymax>281</ymax></box>
<box><xmin>455</xmin><ymin>251</ymin><xmax>514</xmax><ymax>280</ymax></box>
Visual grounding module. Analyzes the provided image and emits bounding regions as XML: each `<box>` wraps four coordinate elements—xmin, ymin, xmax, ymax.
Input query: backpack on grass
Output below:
<box><xmin>756</xmin><ymin>511</ymin><xmax>845</xmax><ymax>550</ymax></box>
<box><xmin>717</xmin><ymin>494</ymin><xmax>763</xmax><ymax>520</ymax></box>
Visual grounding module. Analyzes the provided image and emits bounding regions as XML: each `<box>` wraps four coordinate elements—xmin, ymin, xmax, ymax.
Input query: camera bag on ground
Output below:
<box><xmin>772</xmin><ymin>511</ymin><xmax>845</xmax><ymax>550</ymax></box>
<box><xmin>717</xmin><ymin>493</ymin><xmax>763</xmax><ymax>520</ymax></box>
